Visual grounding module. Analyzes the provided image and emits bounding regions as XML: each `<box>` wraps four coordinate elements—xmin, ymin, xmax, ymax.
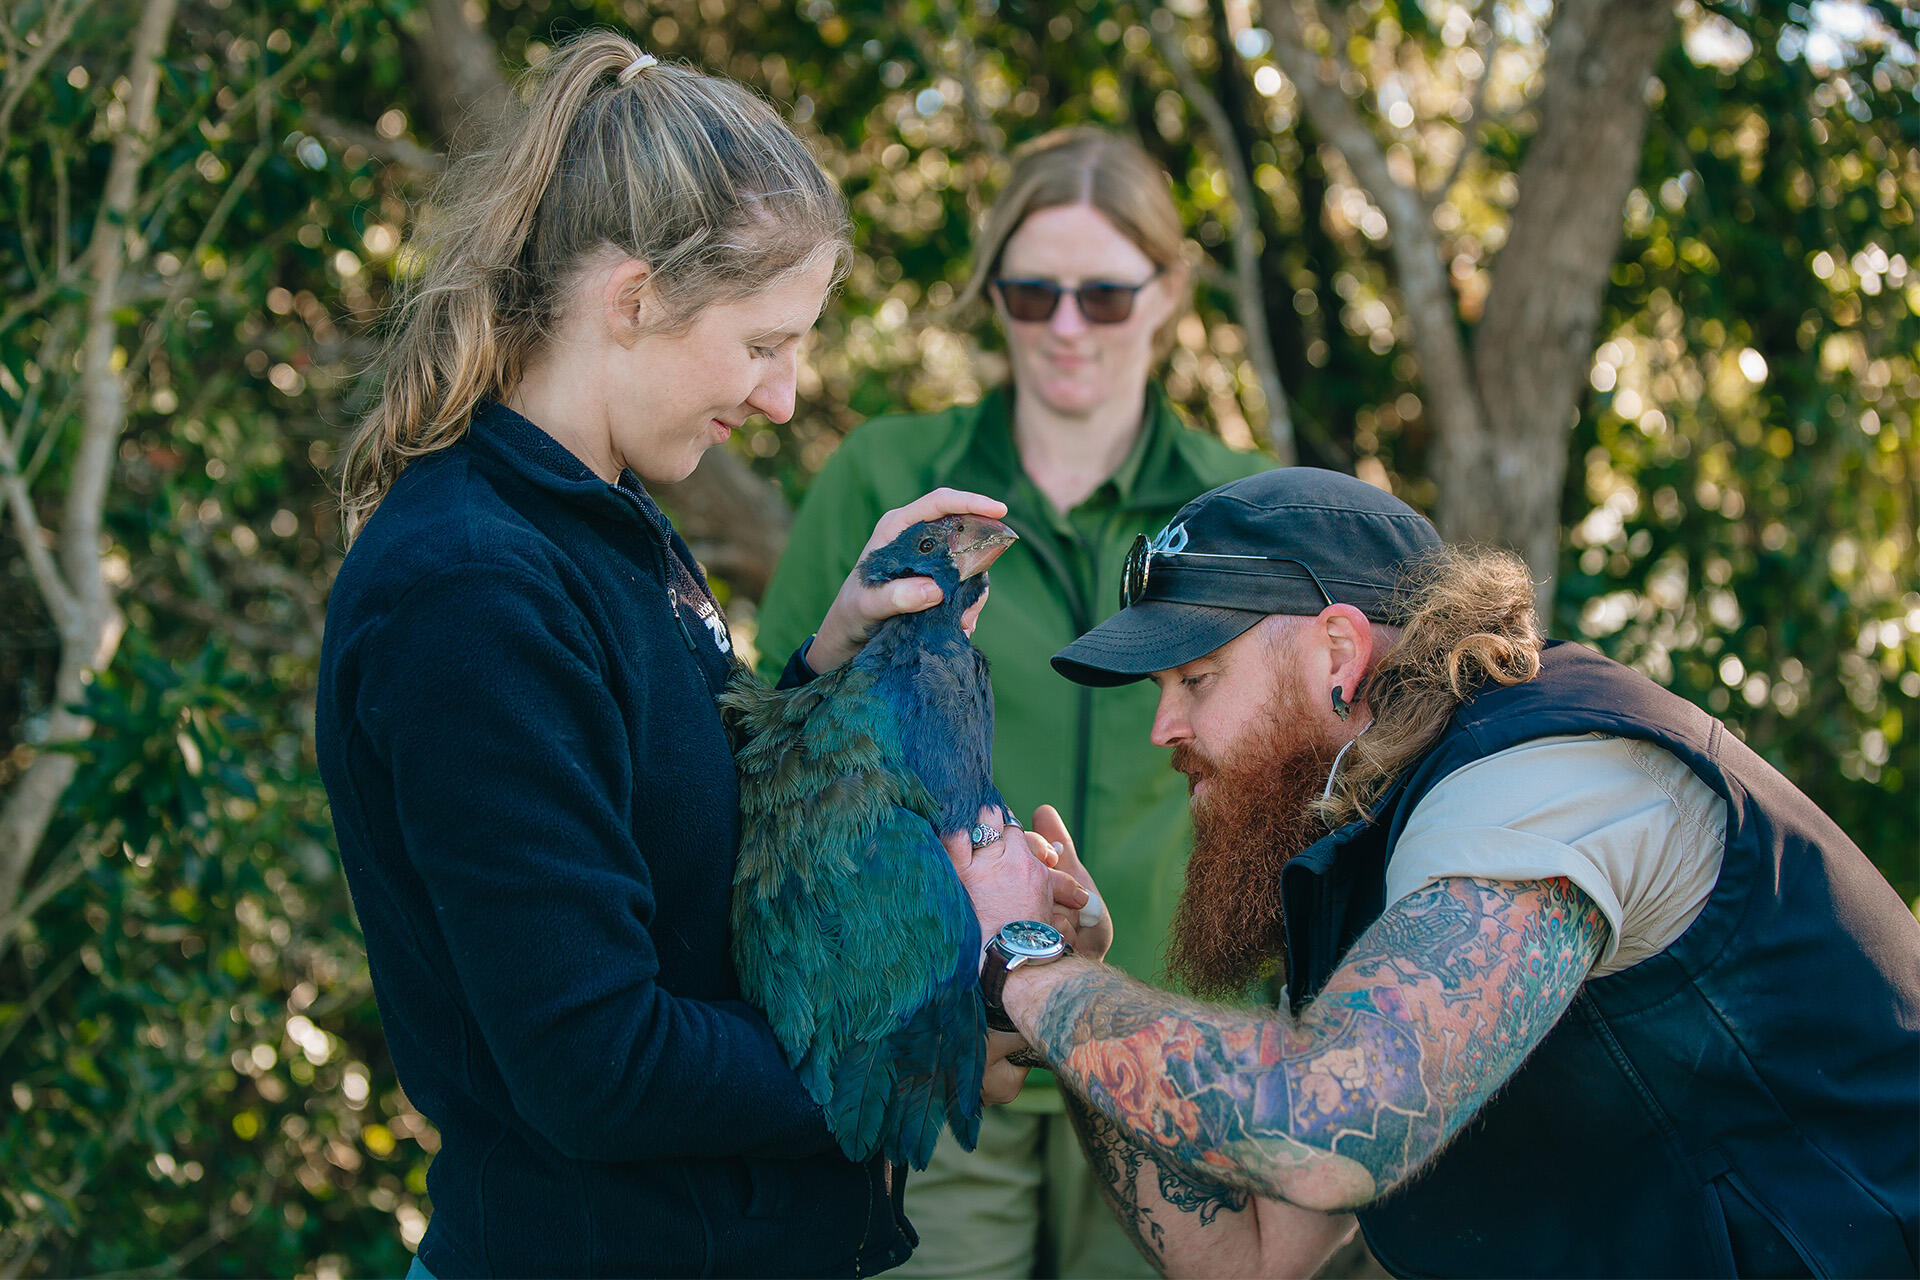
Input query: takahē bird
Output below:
<box><xmin>720</xmin><ymin>513</ymin><xmax>1018</xmax><ymax>1169</ymax></box>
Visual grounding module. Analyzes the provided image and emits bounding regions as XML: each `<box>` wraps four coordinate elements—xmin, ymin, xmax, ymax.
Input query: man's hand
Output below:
<box><xmin>941</xmin><ymin>805</ymin><xmax>1092</xmax><ymax>1096</ymax></box>
<box><xmin>1023</xmin><ymin>804</ymin><xmax>1112</xmax><ymax>963</ymax></box>
<box><xmin>981</xmin><ymin>1030</ymin><xmax>1035</xmax><ymax>1103</ymax></box>
<box><xmin>807</xmin><ymin>488</ymin><xmax>1007</xmax><ymax>672</ymax></box>
<box><xmin>941</xmin><ymin>806</ymin><xmax>1062</xmax><ymax>945</ymax></box>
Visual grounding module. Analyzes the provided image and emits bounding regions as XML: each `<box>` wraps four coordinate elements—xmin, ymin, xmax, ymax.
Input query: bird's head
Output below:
<box><xmin>858</xmin><ymin>514</ymin><xmax>1019</xmax><ymax>603</ymax></box>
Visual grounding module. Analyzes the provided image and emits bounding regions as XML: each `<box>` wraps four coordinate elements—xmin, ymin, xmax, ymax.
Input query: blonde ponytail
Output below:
<box><xmin>340</xmin><ymin>32</ymin><xmax>849</xmax><ymax>540</ymax></box>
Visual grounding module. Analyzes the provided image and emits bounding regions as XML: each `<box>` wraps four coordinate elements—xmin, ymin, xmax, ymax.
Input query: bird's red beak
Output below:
<box><xmin>947</xmin><ymin>516</ymin><xmax>1018</xmax><ymax>580</ymax></box>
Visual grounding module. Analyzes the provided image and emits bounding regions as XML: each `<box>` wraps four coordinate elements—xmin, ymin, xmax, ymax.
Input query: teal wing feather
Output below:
<box><xmin>722</xmin><ymin>665</ymin><xmax>986</xmax><ymax>1168</ymax></box>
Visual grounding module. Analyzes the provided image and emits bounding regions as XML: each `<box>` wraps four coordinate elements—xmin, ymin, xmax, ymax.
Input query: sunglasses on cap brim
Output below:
<box><xmin>991</xmin><ymin>270</ymin><xmax>1160</xmax><ymax>325</ymax></box>
<box><xmin>1120</xmin><ymin>533</ymin><xmax>1339</xmax><ymax>612</ymax></box>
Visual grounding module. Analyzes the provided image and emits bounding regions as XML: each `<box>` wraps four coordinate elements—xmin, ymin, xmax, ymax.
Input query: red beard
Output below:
<box><xmin>1163</xmin><ymin>676</ymin><xmax>1341</xmax><ymax>999</ymax></box>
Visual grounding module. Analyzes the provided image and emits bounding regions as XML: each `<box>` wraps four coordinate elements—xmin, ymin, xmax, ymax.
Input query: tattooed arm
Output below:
<box><xmin>1065</xmin><ymin>1087</ymin><xmax>1355</xmax><ymax>1277</ymax></box>
<box><xmin>1009</xmin><ymin>876</ymin><xmax>1608</xmax><ymax>1217</ymax></box>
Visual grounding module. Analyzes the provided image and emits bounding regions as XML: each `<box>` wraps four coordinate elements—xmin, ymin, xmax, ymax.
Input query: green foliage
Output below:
<box><xmin>2</xmin><ymin>638</ymin><xmax>428</xmax><ymax>1276</ymax></box>
<box><xmin>1558</xmin><ymin>2</ymin><xmax>1919</xmax><ymax>899</ymax></box>
<box><xmin>2</xmin><ymin>0</ymin><xmax>431</xmax><ymax>1271</ymax></box>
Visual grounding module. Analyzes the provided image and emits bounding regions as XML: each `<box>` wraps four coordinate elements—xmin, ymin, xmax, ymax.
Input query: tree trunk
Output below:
<box><xmin>409</xmin><ymin>0</ymin><xmax>514</xmax><ymax>147</ymax></box>
<box><xmin>1268</xmin><ymin>0</ymin><xmax>1675</xmax><ymax>618</ymax></box>
<box><xmin>1158</xmin><ymin>11</ymin><xmax>1294</xmax><ymax>462</ymax></box>
<box><xmin>1451</xmin><ymin>0</ymin><xmax>1677</xmax><ymax>608</ymax></box>
<box><xmin>1265</xmin><ymin>0</ymin><xmax>1488</xmax><ymax>484</ymax></box>
<box><xmin>0</xmin><ymin>0</ymin><xmax>174</xmax><ymax>941</ymax></box>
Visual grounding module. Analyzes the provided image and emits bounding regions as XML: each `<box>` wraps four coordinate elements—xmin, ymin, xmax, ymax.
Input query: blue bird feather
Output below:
<box><xmin>721</xmin><ymin>514</ymin><xmax>1017</xmax><ymax>1169</ymax></box>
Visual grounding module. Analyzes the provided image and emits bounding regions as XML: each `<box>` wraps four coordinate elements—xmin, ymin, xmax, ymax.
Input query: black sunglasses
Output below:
<box><xmin>1120</xmin><ymin>531</ymin><xmax>1339</xmax><ymax>611</ymax></box>
<box><xmin>991</xmin><ymin>270</ymin><xmax>1161</xmax><ymax>325</ymax></box>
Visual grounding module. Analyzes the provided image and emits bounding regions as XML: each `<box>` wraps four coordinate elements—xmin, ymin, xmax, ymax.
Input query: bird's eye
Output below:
<box><xmin>918</xmin><ymin>537</ymin><xmax>937</xmax><ymax>553</ymax></box>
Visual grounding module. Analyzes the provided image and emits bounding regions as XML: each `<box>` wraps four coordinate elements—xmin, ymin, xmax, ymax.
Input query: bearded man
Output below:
<box><xmin>949</xmin><ymin>468</ymin><xmax>1919</xmax><ymax>1279</ymax></box>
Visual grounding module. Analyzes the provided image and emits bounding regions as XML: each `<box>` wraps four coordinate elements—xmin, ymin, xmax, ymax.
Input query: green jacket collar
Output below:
<box><xmin>931</xmin><ymin>383</ymin><xmax>1227</xmax><ymax>516</ymax></box>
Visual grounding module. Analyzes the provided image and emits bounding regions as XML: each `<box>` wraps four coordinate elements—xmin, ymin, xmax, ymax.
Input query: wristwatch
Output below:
<box><xmin>981</xmin><ymin>920</ymin><xmax>1072</xmax><ymax>1032</ymax></box>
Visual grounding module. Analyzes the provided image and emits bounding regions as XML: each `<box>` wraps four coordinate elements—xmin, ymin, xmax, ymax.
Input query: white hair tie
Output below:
<box><xmin>618</xmin><ymin>52</ymin><xmax>658</xmax><ymax>85</ymax></box>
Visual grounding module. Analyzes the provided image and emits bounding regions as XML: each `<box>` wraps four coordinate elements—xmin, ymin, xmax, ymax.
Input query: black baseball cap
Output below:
<box><xmin>1052</xmin><ymin>468</ymin><xmax>1442</xmax><ymax>687</ymax></box>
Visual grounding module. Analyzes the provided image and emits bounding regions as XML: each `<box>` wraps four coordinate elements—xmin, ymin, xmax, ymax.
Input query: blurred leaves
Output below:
<box><xmin>2</xmin><ymin>0</ymin><xmax>429</xmax><ymax>1273</ymax></box>
<box><xmin>1558</xmin><ymin>0</ymin><xmax>1918</xmax><ymax>898</ymax></box>
<box><xmin>1</xmin><ymin>637</ymin><xmax>428</xmax><ymax>1276</ymax></box>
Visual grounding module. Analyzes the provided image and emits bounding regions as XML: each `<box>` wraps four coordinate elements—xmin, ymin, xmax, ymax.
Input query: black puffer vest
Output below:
<box><xmin>1279</xmin><ymin>642</ymin><xmax>1919</xmax><ymax>1277</ymax></box>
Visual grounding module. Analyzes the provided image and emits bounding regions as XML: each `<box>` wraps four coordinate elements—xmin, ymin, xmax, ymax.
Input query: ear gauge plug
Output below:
<box><xmin>1332</xmin><ymin>686</ymin><xmax>1352</xmax><ymax>720</ymax></box>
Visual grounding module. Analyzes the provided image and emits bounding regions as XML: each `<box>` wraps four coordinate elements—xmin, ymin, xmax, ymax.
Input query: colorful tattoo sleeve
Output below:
<box><xmin>1040</xmin><ymin>876</ymin><xmax>1607</xmax><ymax>1211</ymax></box>
<box><xmin>1064</xmin><ymin>1089</ymin><xmax>1250</xmax><ymax>1273</ymax></box>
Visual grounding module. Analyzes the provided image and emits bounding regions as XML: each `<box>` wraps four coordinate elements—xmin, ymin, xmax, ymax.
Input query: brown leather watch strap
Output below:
<box><xmin>981</xmin><ymin>945</ymin><xmax>1020</xmax><ymax>1032</ymax></box>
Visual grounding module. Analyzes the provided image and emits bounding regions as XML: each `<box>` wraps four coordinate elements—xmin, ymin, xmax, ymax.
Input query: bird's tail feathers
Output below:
<box><xmin>824</xmin><ymin>980</ymin><xmax>988</xmax><ymax>1170</ymax></box>
<box><xmin>880</xmin><ymin>1061</ymin><xmax>944</xmax><ymax>1170</ymax></box>
<box><xmin>937</xmin><ymin>965</ymin><xmax>987</xmax><ymax>1154</ymax></box>
<box><xmin>826</xmin><ymin>1038</ymin><xmax>898</xmax><ymax>1164</ymax></box>
<box><xmin>793</xmin><ymin>1043</ymin><xmax>837</xmax><ymax>1113</ymax></box>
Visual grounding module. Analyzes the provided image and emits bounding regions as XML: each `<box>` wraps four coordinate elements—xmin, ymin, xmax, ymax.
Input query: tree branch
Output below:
<box><xmin>134</xmin><ymin>580</ymin><xmax>316</xmax><ymax>656</ymax></box>
<box><xmin>411</xmin><ymin>0</ymin><xmax>514</xmax><ymax>147</ymax></box>
<box><xmin>1</xmin><ymin>314</ymin><xmax>82</xmax><ymax>631</ymax></box>
<box><xmin>1455</xmin><ymin>0</ymin><xmax>1676</xmax><ymax>602</ymax></box>
<box><xmin>63</xmin><ymin>0</ymin><xmax>176</xmax><ymax>602</ymax></box>
<box><xmin>0</xmin><ymin>838</ymin><xmax>94</xmax><ymax>956</ymax></box>
<box><xmin>304</xmin><ymin>111</ymin><xmax>446</xmax><ymax>175</ymax></box>
<box><xmin>1264</xmin><ymin>0</ymin><xmax>1486</xmax><ymax>478</ymax></box>
<box><xmin>0</xmin><ymin>0</ymin><xmax>98</xmax><ymax>154</ymax></box>
<box><xmin>126</xmin><ymin>136</ymin><xmax>274</xmax><ymax>376</ymax></box>
<box><xmin>904</xmin><ymin>0</ymin><xmax>1001</xmax><ymax>170</ymax></box>
<box><xmin>0</xmin><ymin>945</ymin><xmax>85</xmax><ymax>1064</ymax></box>
<box><xmin>0</xmin><ymin>443</ymin><xmax>75</xmax><ymax>634</ymax></box>
<box><xmin>0</xmin><ymin>262</ymin><xmax>86</xmax><ymax>349</ymax></box>
<box><xmin>1155</xmin><ymin>13</ymin><xmax>1295</xmax><ymax>463</ymax></box>
<box><xmin>0</xmin><ymin>0</ymin><xmax>175</xmax><ymax>936</ymax></box>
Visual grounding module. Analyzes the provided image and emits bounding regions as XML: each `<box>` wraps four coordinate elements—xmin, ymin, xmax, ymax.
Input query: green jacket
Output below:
<box><xmin>755</xmin><ymin>385</ymin><xmax>1267</xmax><ymax>1108</ymax></box>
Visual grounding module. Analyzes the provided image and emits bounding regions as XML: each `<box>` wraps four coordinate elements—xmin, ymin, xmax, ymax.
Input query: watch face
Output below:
<box><xmin>999</xmin><ymin>920</ymin><xmax>1064</xmax><ymax>958</ymax></box>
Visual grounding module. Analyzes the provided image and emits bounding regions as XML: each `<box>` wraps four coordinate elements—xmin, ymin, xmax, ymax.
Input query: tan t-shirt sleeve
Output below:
<box><xmin>1383</xmin><ymin>733</ymin><xmax>1726</xmax><ymax>977</ymax></box>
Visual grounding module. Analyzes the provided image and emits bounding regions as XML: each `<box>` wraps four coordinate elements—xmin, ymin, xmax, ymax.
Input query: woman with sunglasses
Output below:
<box><xmin>756</xmin><ymin>127</ymin><xmax>1266</xmax><ymax>1280</ymax></box>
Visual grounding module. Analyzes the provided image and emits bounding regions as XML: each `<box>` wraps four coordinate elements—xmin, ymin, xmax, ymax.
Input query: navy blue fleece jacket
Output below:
<box><xmin>316</xmin><ymin>402</ymin><xmax>913</xmax><ymax>1278</ymax></box>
